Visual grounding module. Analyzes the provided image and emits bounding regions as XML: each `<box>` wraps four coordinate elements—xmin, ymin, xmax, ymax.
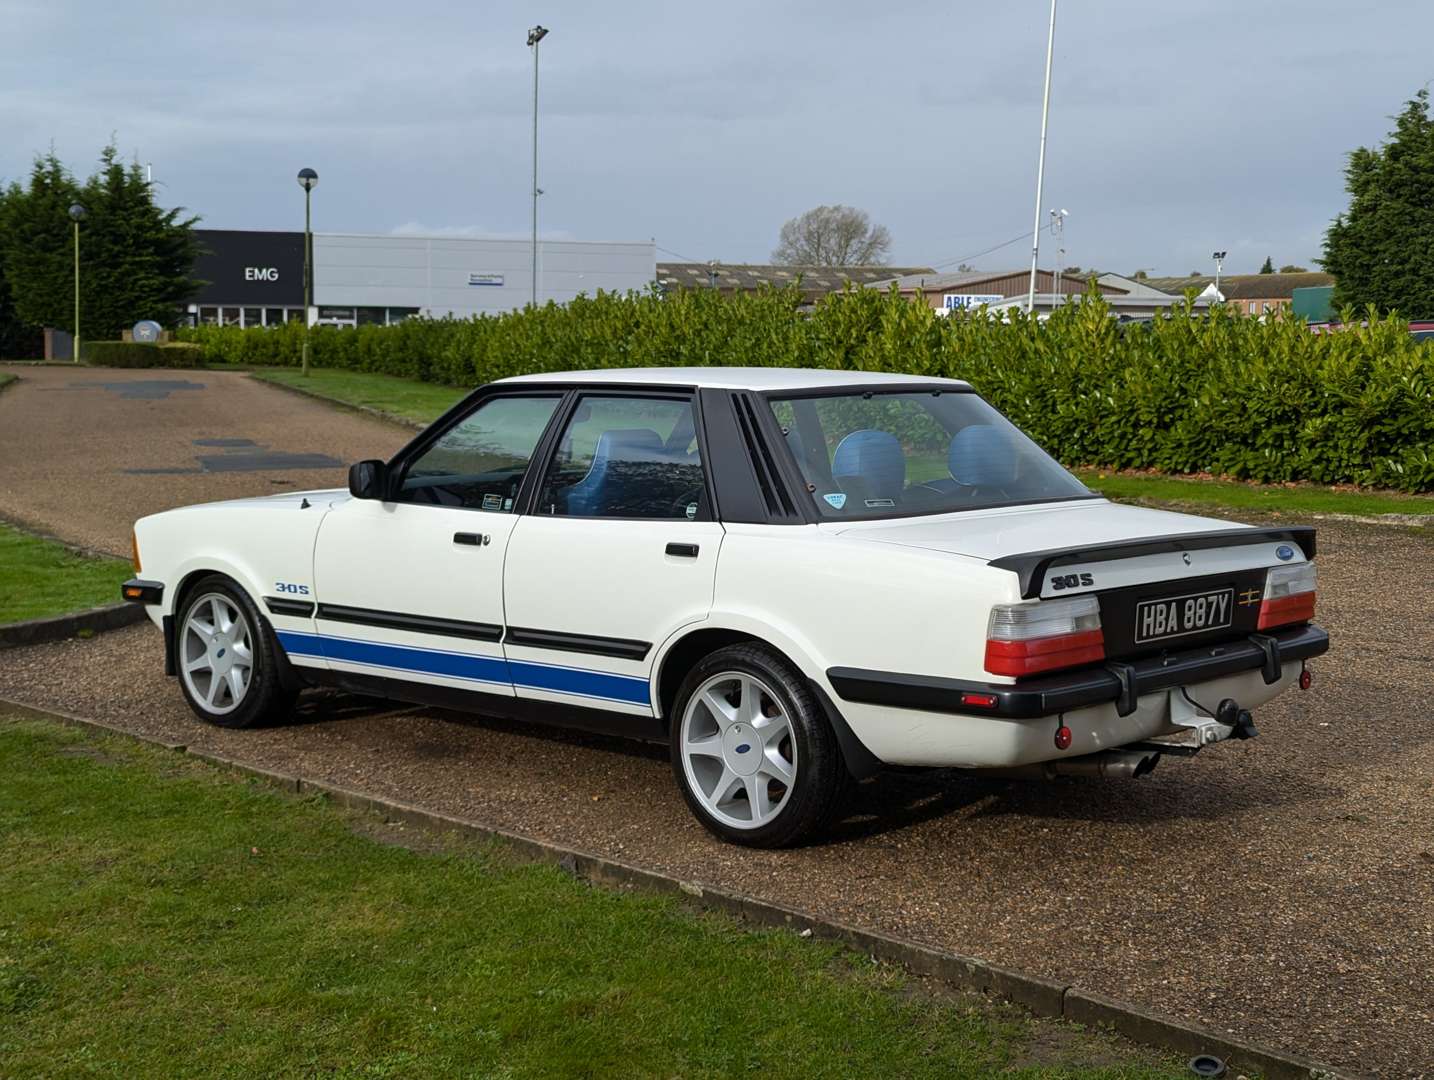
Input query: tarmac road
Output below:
<box><xmin>1</xmin><ymin>363</ymin><xmax>1431</xmax><ymax>1076</ymax></box>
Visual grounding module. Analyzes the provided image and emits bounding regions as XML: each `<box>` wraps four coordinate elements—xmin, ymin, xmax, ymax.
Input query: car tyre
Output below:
<box><xmin>175</xmin><ymin>574</ymin><xmax>297</xmax><ymax>729</ymax></box>
<box><xmin>670</xmin><ymin>642</ymin><xmax>849</xmax><ymax>848</ymax></box>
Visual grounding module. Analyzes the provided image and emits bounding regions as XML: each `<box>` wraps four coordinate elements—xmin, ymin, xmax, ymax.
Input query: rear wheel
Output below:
<box><xmin>176</xmin><ymin>575</ymin><xmax>296</xmax><ymax>729</ymax></box>
<box><xmin>670</xmin><ymin>643</ymin><xmax>848</xmax><ymax>848</ymax></box>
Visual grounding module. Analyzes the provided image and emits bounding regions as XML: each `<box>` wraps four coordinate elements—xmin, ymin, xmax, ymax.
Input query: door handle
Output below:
<box><xmin>454</xmin><ymin>532</ymin><xmax>491</xmax><ymax>546</ymax></box>
<box><xmin>665</xmin><ymin>542</ymin><xmax>699</xmax><ymax>558</ymax></box>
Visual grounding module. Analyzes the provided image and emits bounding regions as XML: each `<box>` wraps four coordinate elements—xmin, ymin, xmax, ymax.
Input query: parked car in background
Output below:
<box><xmin>123</xmin><ymin>368</ymin><xmax>1328</xmax><ymax>846</ymax></box>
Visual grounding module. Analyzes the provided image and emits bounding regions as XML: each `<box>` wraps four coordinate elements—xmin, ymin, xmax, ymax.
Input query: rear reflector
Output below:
<box><xmin>959</xmin><ymin>692</ymin><xmax>999</xmax><ymax>709</ymax></box>
<box><xmin>1258</xmin><ymin>562</ymin><xmax>1316</xmax><ymax>630</ymax></box>
<box><xmin>986</xmin><ymin>595</ymin><xmax>1104</xmax><ymax>678</ymax></box>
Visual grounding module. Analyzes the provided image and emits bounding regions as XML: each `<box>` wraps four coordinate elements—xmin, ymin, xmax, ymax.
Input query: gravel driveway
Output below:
<box><xmin>0</xmin><ymin>364</ymin><xmax>408</xmax><ymax>555</ymax></box>
<box><xmin>1</xmin><ymin>365</ymin><xmax>1430</xmax><ymax>1076</ymax></box>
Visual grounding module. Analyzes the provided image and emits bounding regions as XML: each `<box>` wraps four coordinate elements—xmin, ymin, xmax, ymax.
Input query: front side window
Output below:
<box><xmin>537</xmin><ymin>396</ymin><xmax>706</xmax><ymax>519</ymax></box>
<box><xmin>769</xmin><ymin>391</ymin><xmax>1094</xmax><ymax>519</ymax></box>
<box><xmin>398</xmin><ymin>395</ymin><xmax>560</xmax><ymax>510</ymax></box>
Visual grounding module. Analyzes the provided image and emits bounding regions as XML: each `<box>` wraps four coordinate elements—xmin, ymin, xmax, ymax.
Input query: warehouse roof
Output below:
<box><xmin>656</xmin><ymin>262</ymin><xmax>933</xmax><ymax>302</ymax></box>
<box><xmin>1144</xmin><ymin>271</ymin><xmax>1333</xmax><ymax>300</ymax></box>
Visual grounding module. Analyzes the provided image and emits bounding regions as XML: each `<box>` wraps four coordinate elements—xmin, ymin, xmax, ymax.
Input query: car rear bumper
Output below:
<box><xmin>827</xmin><ymin>623</ymin><xmax>1329</xmax><ymax>720</ymax></box>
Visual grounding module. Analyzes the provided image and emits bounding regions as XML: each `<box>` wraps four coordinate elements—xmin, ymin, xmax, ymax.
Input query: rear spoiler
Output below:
<box><xmin>989</xmin><ymin>526</ymin><xmax>1317</xmax><ymax>599</ymax></box>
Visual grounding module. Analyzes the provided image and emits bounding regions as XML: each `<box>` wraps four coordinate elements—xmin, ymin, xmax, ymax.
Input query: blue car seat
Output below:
<box><xmin>564</xmin><ymin>428</ymin><xmax>665</xmax><ymax>516</ymax></box>
<box><xmin>831</xmin><ymin>430</ymin><xmax>906</xmax><ymax>506</ymax></box>
<box><xmin>947</xmin><ymin>424</ymin><xmax>1019</xmax><ymax>489</ymax></box>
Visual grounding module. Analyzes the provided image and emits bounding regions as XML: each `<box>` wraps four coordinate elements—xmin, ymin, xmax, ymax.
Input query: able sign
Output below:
<box><xmin>943</xmin><ymin>293</ymin><xmax>1004</xmax><ymax>311</ymax></box>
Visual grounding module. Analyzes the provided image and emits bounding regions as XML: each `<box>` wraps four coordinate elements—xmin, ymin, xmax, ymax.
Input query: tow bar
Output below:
<box><xmin>1130</xmin><ymin>690</ymin><xmax>1257</xmax><ymax>759</ymax></box>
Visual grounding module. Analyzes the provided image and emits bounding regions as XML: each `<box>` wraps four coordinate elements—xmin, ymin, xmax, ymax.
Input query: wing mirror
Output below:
<box><xmin>348</xmin><ymin>459</ymin><xmax>389</xmax><ymax>501</ymax></box>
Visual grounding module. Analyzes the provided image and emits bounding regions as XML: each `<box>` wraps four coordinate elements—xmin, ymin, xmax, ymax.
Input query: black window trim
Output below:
<box><xmin>383</xmin><ymin>385</ymin><xmax>575</xmax><ymax>515</ymax></box>
<box><xmin>753</xmin><ymin>384</ymin><xmax>1103</xmax><ymax>525</ymax></box>
<box><xmin>518</xmin><ymin>386</ymin><xmax>718</xmax><ymax>524</ymax></box>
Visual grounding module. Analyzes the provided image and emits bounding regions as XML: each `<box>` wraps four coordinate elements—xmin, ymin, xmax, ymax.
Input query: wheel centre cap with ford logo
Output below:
<box><xmin>723</xmin><ymin>724</ymin><xmax>760</xmax><ymax>776</ymax></box>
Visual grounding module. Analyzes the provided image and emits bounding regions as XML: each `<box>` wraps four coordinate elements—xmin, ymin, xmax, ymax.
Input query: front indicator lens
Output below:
<box><xmin>130</xmin><ymin>529</ymin><xmax>142</xmax><ymax>573</ymax></box>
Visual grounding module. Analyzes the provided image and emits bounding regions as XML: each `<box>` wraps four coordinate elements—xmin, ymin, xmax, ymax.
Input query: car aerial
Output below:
<box><xmin>123</xmin><ymin>367</ymin><xmax>1329</xmax><ymax>847</ymax></box>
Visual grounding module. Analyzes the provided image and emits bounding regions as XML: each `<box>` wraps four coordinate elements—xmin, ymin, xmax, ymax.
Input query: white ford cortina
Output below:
<box><xmin>124</xmin><ymin>368</ymin><xmax>1327</xmax><ymax>846</ymax></box>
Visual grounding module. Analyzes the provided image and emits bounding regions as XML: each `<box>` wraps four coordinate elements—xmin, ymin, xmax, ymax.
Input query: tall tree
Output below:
<box><xmin>0</xmin><ymin>144</ymin><xmax>202</xmax><ymax>339</ymax></box>
<box><xmin>1259</xmin><ymin>256</ymin><xmax>1275</xmax><ymax>274</ymax></box>
<box><xmin>772</xmin><ymin>205</ymin><xmax>891</xmax><ymax>266</ymax></box>
<box><xmin>1323</xmin><ymin>89</ymin><xmax>1434</xmax><ymax>315</ymax></box>
<box><xmin>1278</xmin><ymin>264</ymin><xmax>1309</xmax><ymax>273</ymax></box>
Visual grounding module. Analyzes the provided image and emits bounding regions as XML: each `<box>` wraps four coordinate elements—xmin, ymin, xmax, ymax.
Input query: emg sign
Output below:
<box><xmin>245</xmin><ymin>267</ymin><xmax>280</xmax><ymax>282</ymax></box>
<box><xmin>943</xmin><ymin>293</ymin><xmax>1004</xmax><ymax>311</ymax></box>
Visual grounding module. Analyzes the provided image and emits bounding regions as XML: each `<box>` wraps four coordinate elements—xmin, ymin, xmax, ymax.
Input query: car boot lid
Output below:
<box><xmin>824</xmin><ymin>500</ymin><xmax>1314</xmax><ymax>598</ymax></box>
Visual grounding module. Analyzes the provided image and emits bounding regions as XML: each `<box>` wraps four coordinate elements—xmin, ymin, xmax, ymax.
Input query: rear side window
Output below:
<box><xmin>537</xmin><ymin>396</ymin><xmax>707</xmax><ymax>519</ymax></box>
<box><xmin>398</xmin><ymin>395</ymin><xmax>560</xmax><ymax>510</ymax></box>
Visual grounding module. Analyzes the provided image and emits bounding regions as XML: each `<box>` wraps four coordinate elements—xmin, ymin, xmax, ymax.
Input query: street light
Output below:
<box><xmin>1212</xmin><ymin>250</ymin><xmax>1227</xmax><ymax>300</ymax></box>
<box><xmin>1049</xmin><ymin>208</ymin><xmax>1068</xmax><ymax>309</ymax></box>
<box><xmin>527</xmin><ymin>24</ymin><xmax>549</xmax><ymax>309</ymax></box>
<box><xmin>1026</xmin><ymin>0</ymin><xmax>1057</xmax><ymax>313</ymax></box>
<box><xmin>297</xmin><ymin>168</ymin><xmax>319</xmax><ymax>376</ymax></box>
<box><xmin>68</xmin><ymin>203</ymin><xmax>86</xmax><ymax>363</ymax></box>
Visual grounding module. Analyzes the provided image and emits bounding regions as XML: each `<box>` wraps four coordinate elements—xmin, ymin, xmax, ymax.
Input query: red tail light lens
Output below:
<box><xmin>1258</xmin><ymin>563</ymin><xmax>1316</xmax><ymax>630</ymax></box>
<box><xmin>985</xmin><ymin>595</ymin><xmax>1104</xmax><ymax>677</ymax></box>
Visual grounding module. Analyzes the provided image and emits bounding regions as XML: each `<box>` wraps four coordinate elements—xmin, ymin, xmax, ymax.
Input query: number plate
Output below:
<box><xmin>1134</xmin><ymin>588</ymin><xmax>1234</xmax><ymax>644</ymax></box>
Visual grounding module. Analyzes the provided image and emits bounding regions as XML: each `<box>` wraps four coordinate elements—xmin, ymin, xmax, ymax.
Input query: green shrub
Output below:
<box><xmin>84</xmin><ymin>341</ymin><xmax>203</xmax><ymax>368</ymax></box>
<box><xmin>175</xmin><ymin>288</ymin><xmax>1434</xmax><ymax>492</ymax></box>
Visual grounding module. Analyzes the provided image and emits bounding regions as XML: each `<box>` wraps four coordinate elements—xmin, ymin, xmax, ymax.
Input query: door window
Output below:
<box><xmin>537</xmin><ymin>396</ymin><xmax>706</xmax><ymax>519</ymax></box>
<box><xmin>398</xmin><ymin>395</ymin><xmax>561</xmax><ymax>510</ymax></box>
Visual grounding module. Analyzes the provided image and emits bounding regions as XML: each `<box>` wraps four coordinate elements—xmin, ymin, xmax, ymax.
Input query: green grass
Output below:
<box><xmin>250</xmin><ymin>368</ymin><xmax>465</xmax><ymax>426</ymax></box>
<box><xmin>1073</xmin><ymin>469</ymin><xmax>1434</xmax><ymax>518</ymax></box>
<box><xmin>0</xmin><ymin>524</ymin><xmax>130</xmax><ymax>624</ymax></box>
<box><xmin>0</xmin><ymin>716</ymin><xmax>1181</xmax><ymax>1080</ymax></box>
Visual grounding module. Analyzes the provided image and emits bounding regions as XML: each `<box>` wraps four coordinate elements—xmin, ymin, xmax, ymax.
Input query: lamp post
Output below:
<box><xmin>1212</xmin><ymin>250</ymin><xmax>1227</xmax><ymax>300</ymax></box>
<box><xmin>68</xmin><ymin>203</ymin><xmax>86</xmax><ymax>363</ymax></box>
<box><xmin>1049</xmin><ymin>208</ymin><xmax>1067</xmax><ymax>309</ymax></box>
<box><xmin>297</xmin><ymin>168</ymin><xmax>318</xmax><ymax>376</ymax></box>
<box><xmin>1026</xmin><ymin>0</ymin><xmax>1057</xmax><ymax>314</ymax></box>
<box><xmin>527</xmin><ymin>24</ymin><xmax>549</xmax><ymax>309</ymax></box>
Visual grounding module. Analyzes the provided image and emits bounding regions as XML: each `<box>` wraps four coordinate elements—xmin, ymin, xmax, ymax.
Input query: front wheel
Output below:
<box><xmin>175</xmin><ymin>575</ymin><xmax>296</xmax><ymax>729</ymax></box>
<box><xmin>670</xmin><ymin>643</ymin><xmax>848</xmax><ymax>848</ymax></box>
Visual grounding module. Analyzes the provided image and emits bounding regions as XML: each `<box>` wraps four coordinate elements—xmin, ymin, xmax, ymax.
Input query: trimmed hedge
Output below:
<box><xmin>177</xmin><ymin>287</ymin><xmax>1434</xmax><ymax>491</ymax></box>
<box><xmin>85</xmin><ymin>341</ymin><xmax>202</xmax><ymax>368</ymax></box>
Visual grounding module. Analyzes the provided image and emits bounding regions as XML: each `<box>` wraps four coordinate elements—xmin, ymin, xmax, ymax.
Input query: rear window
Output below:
<box><xmin>768</xmin><ymin>391</ymin><xmax>1094</xmax><ymax>519</ymax></box>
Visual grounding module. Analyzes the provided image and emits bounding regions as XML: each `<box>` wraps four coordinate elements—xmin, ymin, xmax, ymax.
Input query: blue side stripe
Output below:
<box><xmin>276</xmin><ymin>630</ymin><xmax>651</xmax><ymax>706</ymax></box>
<box><xmin>507</xmin><ymin>660</ymin><xmax>651</xmax><ymax>705</ymax></box>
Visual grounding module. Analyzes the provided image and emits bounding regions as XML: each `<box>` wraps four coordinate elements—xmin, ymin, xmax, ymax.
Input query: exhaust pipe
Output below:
<box><xmin>986</xmin><ymin>749</ymin><xmax>1162</xmax><ymax>781</ymax></box>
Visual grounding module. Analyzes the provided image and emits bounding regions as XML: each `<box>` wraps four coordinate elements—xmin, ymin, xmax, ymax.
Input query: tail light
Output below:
<box><xmin>1258</xmin><ymin>562</ymin><xmax>1316</xmax><ymax>630</ymax></box>
<box><xmin>985</xmin><ymin>595</ymin><xmax>1104</xmax><ymax>677</ymax></box>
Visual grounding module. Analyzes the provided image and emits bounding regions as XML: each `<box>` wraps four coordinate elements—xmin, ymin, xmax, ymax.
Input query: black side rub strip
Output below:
<box><xmin>990</xmin><ymin>526</ymin><xmax>1317</xmax><ymax>600</ymax></box>
<box><xmin>504</xmin><ymin>626</ymin><xmax>651</xmax><ymax>661</ymax></box>
<box><xmin>264</xmin><ymin>596</ymin><xmax>316</xmax><ymax>617</ymax></box>
<box><xmin>827</xmin><ymin>624</ymin><xmax>1329</xmax><ymax>719</ymax></box>
<box><xmin>315</xmin><ymin>603</ymin><xmax>502</xmax><ymax>642</ymax></box>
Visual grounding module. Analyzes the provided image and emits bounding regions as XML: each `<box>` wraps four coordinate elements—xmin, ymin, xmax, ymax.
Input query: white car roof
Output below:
<box><xmin>493</xmin><ymin>367</ymin><xmax>973</xmax><ymax>392</ymax></box>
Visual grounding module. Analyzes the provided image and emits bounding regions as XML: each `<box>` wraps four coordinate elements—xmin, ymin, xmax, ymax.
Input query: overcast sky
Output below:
<box><xmin>4</xmin><ymin>0</ymin><xmax>1430</xmax><ymax>276</ymax></box>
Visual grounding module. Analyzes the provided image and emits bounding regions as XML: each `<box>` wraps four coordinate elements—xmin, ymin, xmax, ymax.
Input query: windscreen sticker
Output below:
<box><xmin>822</xmin><ymin>492</ymin><xmax>847</xmax><ymax>510</ymax></box>
<box><xmin>482</xmin><ymin>493</ymin><xmax>502</xmax><ymax>511</ymax></box>
<box><xmin>864</xmin><ymin>498</ymin><xmax>896</xmax><ymax>508</ymax></box>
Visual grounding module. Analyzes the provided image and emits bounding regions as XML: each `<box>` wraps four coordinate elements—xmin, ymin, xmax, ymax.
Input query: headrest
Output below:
<box><xmin>832</xmin><ymin>429</ymin><xmax>905</xmax><ymax>499</ymax></box>
<box><xmin>947</xmin><ymin>425</ymin><xmax>1019</xmax><ymax>488</ymax></box>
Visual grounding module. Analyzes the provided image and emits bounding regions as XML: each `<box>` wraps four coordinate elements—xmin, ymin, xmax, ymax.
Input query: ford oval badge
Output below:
<box><xmin>735</xmin><ymin>743</ymin><xmax>751</xmax><ymax>754</ymax></box>
<box><xmin>1276</xmin><ymin>545</ymin><xmax>1295</xmax><ymax>561</ymax></box>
